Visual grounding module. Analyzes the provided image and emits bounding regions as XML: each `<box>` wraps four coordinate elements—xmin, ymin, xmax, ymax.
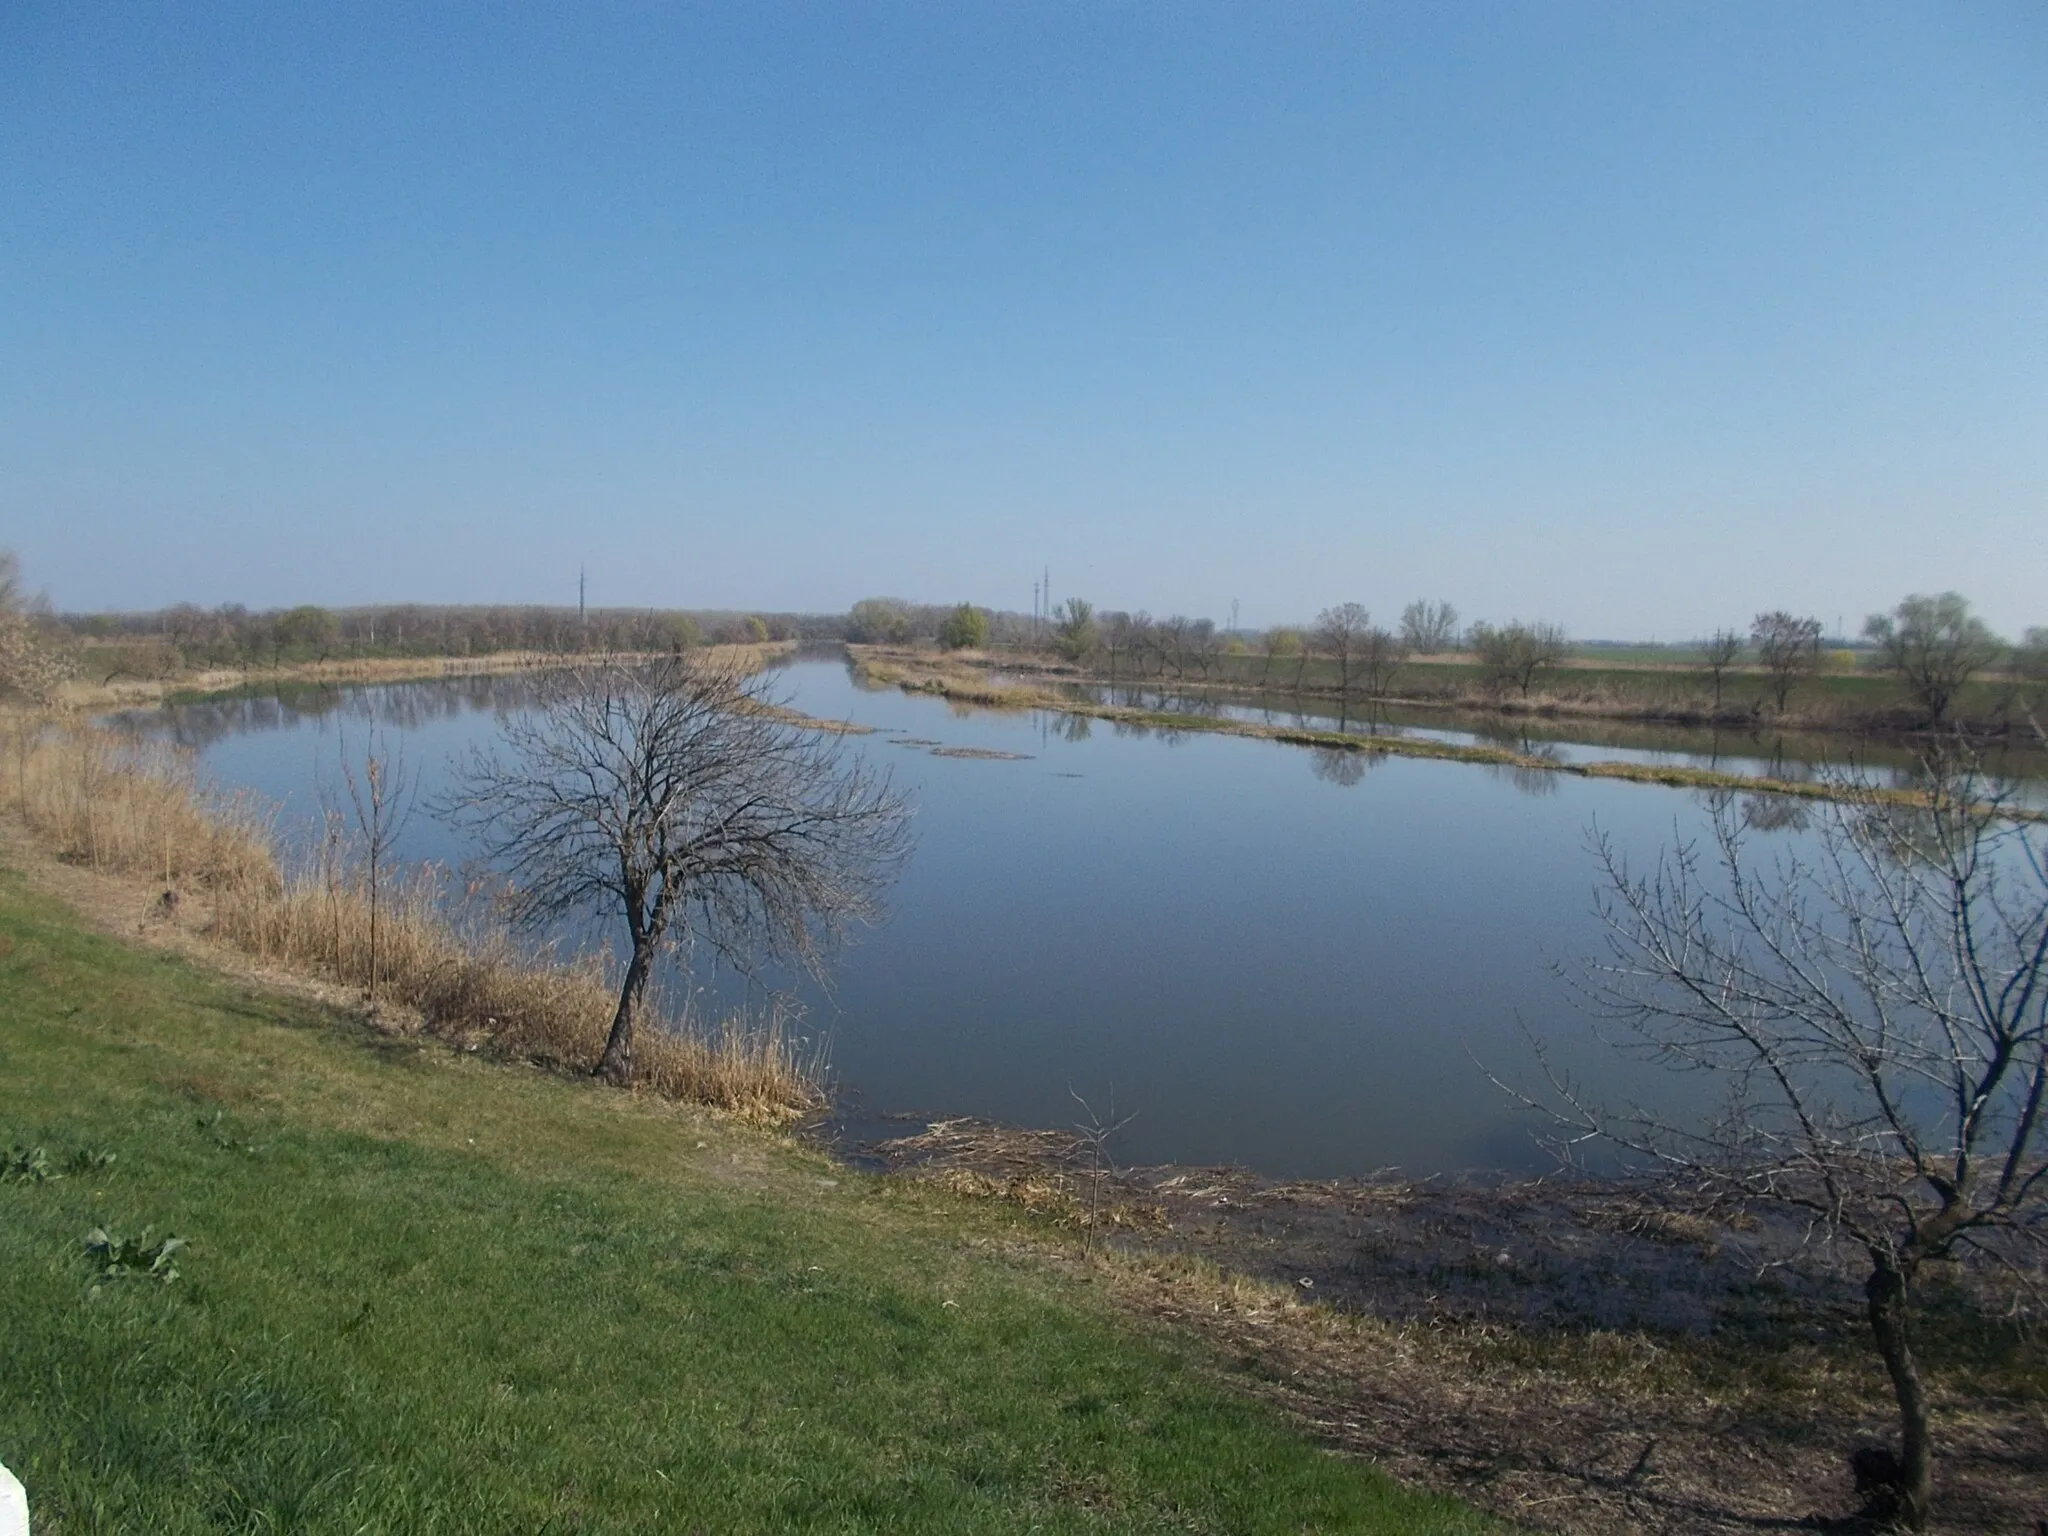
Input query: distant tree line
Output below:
<box><xmin>25</xmin><ymin>552</ymin><xmax>2048</xmax><ymax>732</ymax></box>
<box><xmin>49</xmin><ymin>602</ymin><xmax>847</xmax><ymax>675</ymax></box>
<box><xmin>916</xmin><ymin>585</ymin><xmax>2047</xmax><ymax>729</ymax></box>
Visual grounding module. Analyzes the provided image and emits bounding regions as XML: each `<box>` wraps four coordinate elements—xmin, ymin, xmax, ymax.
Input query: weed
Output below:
<box><xmin>198</xmin><ymin>1109</ymin><xmax>258</xmax><ymax>1155</ymax></box>
<box><xmin>83</xmin><ymin>1226</ymin><xmax>186</xmax><ymax>1285</ymax></box>
<box><xmin>1</xmin><ymin>1143</ymin><xmax>115</xmax><ymax>1182</ymax></box>
<box><xmin>2</xmin><ymin>1144</ymin><xmax>52</xmax><ymax>1183</ymax></box>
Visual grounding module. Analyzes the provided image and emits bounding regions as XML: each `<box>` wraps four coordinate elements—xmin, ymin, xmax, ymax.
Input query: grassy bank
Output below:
<box><xmin>1</xmin><ymin>712</ymin><xmax>820</xmax><ymax>1121</ymax></box>
<box><xmin>957</xmin><ymin>646</ymin><xmax>2035</xmax><ymax>736</ymax></box>
<box><xmin>53</xmin><ymin>641</ymin><xmax>797</xmax><ymax>712</ymax></box>
<box><xmin>0</xmin><ymin>872</ymin><xmax>1496</xmax><ymax>1534</ymax></box>
<box><xmin>852</xmin><ymin>649</ymin><xmax>2044</xmax><ymax>817</ymax></box>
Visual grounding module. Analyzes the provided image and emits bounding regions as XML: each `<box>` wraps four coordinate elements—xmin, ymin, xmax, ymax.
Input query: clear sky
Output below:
<box><xmin>4</xmin><ymin>3</ymin><xmax>2044</xmax><ymax>637</ymax></box>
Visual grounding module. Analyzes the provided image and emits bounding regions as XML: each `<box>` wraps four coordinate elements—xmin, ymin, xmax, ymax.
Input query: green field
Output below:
<box><xmin>1112</xmin><ymin>650</ymin><xmax>2011</xmax><ymax>727</ymax></box>
<box><xmin>0</xmin><ymin>870</ymin><xmax>1494</xmax><ymax>1535</ymax></box>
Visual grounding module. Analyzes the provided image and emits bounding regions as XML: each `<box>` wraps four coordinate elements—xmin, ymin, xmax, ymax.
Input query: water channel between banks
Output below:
<box><xmin>116</xmin><ymin>657</ymin><xmax>2048</xmax><ymax>1181</ymax></box>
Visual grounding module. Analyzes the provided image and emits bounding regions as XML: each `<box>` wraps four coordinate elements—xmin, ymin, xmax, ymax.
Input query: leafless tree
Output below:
<box><xmin>1751</xmin><ymin>610</ymin><xmax>1823</xmax><ymax>712</ymax></box>
<box><xmin>1356</xmin><ymin>625</ymin><xmax>1410</xmax><ymax>699</ymax></box>
<box><xmin>1863</xmin><ymin>592</ymin><xmax>2003</xmax><ymax>727</ymax></box>
<box><xmin>1313</xmin><ymin>603</ymin><xmax>1372</xmax><ymax>695</ymax></box>
<box><xmin>2011</xmin><ymin>627</ymin><xmax>2048</xmax><ymax>716</ymax></box>
<box><xmin>1099</xmin><ymin>611</ymin><xmax>1135</xmax><ymax>682</ymax></box>
<box><xmin>1260</xmin><ymin>626</ymin><xmax>1302</xmax><ymax>688</ymax></box>
<box><xmin>1399</xmin><ymin>599</ymin><xmax>1459</xmax><ymax>655</ymax></box>
<box><xmin>450</xmin><ymin>654</ymin><xmax>912</xmax><ymax>1084</ymax></box>
<box><xmin>1155</xmin><ymin>615</ymin><xmax>1195</xmax><ymax>682</ymax></box>
<box><xmin>341</xmin><ymin>729</ymin><xmax>417</xmax><ymax>1003</ymax></box>
<box><xmin>1533</xmin><ymin>754</ymin><xmax>2048</xmax><ymax>1528</ymax></box>
<box><xmin>1097</xmin><ymin>614</ymin><xmax>1146</xmax><ymax>684</ymax></box>
<box><xmin>1700</xmin><ymin>628</ymin><xmax>1744</xmax><ymax>713</ymax></box>
<box><xmin>1468</xmin><ymin>620</ymin><xmax>1569</xmax><ymax>698</ymax></box>
<box><xmin>1186</xmin><ymin>618</ymin><xmax>1221</xmax><ymax>680</ymax></box>
<box><xmin>1127</xmin><ymin>612</ymin><xmax>1161</xmax><ymax>679</ymax></box>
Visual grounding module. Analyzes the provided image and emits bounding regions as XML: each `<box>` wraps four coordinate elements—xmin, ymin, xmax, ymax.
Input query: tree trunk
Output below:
<box><xmin>596</xmin><ymin>940</ymin><xmax>654</xmax><ymax>1086</ymax></box>
<box><xmin>1865</xmin><ymin>1255</ymin><xmax>1933</xmax><ymax>1528</ymax></box>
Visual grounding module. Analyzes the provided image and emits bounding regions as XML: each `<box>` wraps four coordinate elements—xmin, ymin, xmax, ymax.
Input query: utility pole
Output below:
<box><xmin>578</xmin><ymin>565</ymin><xmax>587</xmax><ymax>648</ymax></box>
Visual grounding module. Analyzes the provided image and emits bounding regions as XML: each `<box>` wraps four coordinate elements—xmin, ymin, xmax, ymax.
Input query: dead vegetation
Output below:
<box><xmin>0</xmin><ymin>711</ymin><xmax>823</xmax><ymax>1122</ymax></box>
<box><xmin>849</xmin><ymin>647</ymin><xmax>2045</xmax><ymax>819</ymax></box>
<box><xmin>51</xmin><ymin>640</ymin><xmax>797</xmax><ymax>713</ymax></box>
<box><xmin>867</xmin><ymin>1115</ymin><xmax>2048</xmax><ymax>1535</ymax></box>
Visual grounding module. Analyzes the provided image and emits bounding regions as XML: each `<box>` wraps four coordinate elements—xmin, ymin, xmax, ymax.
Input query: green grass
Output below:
<box><xmin>0</xmin><ymin>870</ymin><xmax>1497</xmax><ymax>1535</ymax></box>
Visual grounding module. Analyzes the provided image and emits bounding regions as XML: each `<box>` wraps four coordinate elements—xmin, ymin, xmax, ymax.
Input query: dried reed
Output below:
<box><xmin>1</xmin><ymin>714</ymin><xmax>822</xmax><ymax>1123</ymax></box>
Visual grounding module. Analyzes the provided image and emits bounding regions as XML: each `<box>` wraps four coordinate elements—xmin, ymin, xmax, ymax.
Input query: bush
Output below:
<box><xmin>936</xmin><ymin>603</ymin><xmax>989</xmax><ymax>651</ymax></box>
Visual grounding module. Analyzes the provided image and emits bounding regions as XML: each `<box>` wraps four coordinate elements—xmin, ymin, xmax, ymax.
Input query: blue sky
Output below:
<box><xmin>4</xmin><ymin>3</ymin><xmax>2044</xmax><ymax>636</ymax></box>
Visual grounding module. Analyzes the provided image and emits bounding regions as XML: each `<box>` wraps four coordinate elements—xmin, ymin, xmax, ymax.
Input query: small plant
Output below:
<box><xmin>1069</xmin><ymin>1088</ymin><xmax>1137</xmax><ymax>1256</ymax></box>
<box><xmin>84</xmin><ymin>1226</ymin><xmax>186</xmax><ymax>1285</ymax></box>
<box><xmin>3</xmin><ymin>1144</ymin><xmax>53</xmax><ymax>1183</ymax></box>
<box><xmin>3</xmin><ymin>1144</ymin><xmax>118</xmax><ymax>1183</ymax></box>
<box><xmin>66</xmin><ymin>1147</ymin><xmax>118</xmax><ymax>1176</ymax></box>
<box><xmin>198</xmin><ymin>1109</ymin><xmax>257</xmax><ymax>1154</ymax></box>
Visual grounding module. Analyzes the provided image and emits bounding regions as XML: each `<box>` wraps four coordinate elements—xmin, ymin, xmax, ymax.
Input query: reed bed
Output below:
<box><xmin>0</xmin><ymin>713</ymin><xmax>822</xmax><ymax>1123</ymax></box>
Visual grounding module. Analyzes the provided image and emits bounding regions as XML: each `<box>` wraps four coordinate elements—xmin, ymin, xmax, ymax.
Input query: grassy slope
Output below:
<box><xmin>0</xmin><ymin>872</ymin><xmax>1495</xmax><ymax>1535</ymax></box>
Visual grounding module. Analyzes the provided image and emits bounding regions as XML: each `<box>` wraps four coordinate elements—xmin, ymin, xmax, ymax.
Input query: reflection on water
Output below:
<box><xmin>1052</xmin><ymin>677</ymin><xmax>2048</xmax><ymax>802</ymax></box>
<box><xmin>110</xmin><ymin>659</ymin><xmax>2045</xmax><ymax>1180</ymax></box>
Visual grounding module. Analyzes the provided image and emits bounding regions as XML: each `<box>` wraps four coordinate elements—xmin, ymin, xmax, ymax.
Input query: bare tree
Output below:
<box><xmin>1399</xmin><ymin>599</ymin><xmax>1459</xmax><ymax>655</ymax></box>
<box><xmin>450</xmin><ymin>654</ymin><xmax>912</xmax><ymax>1085</ymax></box>
<box><xmin>1260</xmin><ymin>626</ymin><xmax>1302</xmax><ymax>688</ymax></box>
<box><xmin>1751</xmin><ymin>611</ymin><xmax>1823</xmax><ymax>712</ymax></box>
<box><xmin>1155</xmin><ymin>615</ymin><xmax>1195</xmax><ymax>681</ymax></box>
<box><xmin>1313</xmin><ymin>604</ymin><xmax>1372</xmax><ymax>695</ymax></box>
<box><xmin>341</xmin><ymin>730</ymin><xmax>417</xmax><ymax>1003</ymax></box>
<box><xmin>1099</xmin><ymin>611</ymin><xmax>1135</xmax><ymax>683</ymax></box>
<box><xmin>1863</xmin><ymin>592</ymin><xmax>2002</xmax><ymax>727</ymax></box>
<box><xmin>1186</xmin><ymin>617</ymin><xmax>1221</xmax><ymax>680</ymax></box>
<box><xmin>1468</xmin><ymin>620</ymin><xmax>1568</xmax><ymax>698</ymax></box>
<box><xmin>1355</xmin><ymin>625</ymin><xmax>1410</xmax><ymax>699</ymax></box>
<box><xmin>1537</xmin><ymin>756</ymin><xmax>2047</xmax><ymax>1528</ymax></box>
<box><xmin>2011</xmin><ymin>626</ymin><xmax>2048</xmax><ymax>716</ymax></box>
<box><xmin>1700</xmin><ymin>628</ymin><xmax>1744</xmax><ymax>713</ymax></box>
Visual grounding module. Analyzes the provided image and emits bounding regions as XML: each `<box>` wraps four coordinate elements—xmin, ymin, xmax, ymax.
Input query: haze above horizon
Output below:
<box><xmin>4</xmin><ymin>3</ymin><xmax>2044</xmax><ymax>639</ymax></box>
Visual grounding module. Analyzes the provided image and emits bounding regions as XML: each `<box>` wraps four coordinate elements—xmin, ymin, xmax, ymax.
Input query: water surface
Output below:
<box><xmin>126</xmin><ymin>658</ymin><xmax>1995</xmax><ymax>1179</ymax></box>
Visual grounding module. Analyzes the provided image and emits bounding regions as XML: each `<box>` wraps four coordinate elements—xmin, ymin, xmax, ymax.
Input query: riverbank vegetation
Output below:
<box><xmin>0</xmin><ymin>874</ymin><xmax>1494</xmax><ymax>1534</ymax></box>
<box><xmin>12</xmin><ymin>531</ymin><xmax>2039</xmax><ymax>738</ymax></box>
<box><xmin>7</xmin><ymin>737</ymin><xmax>2042</xmax><ymax>1534</ymax></box>
<box><xmin>848</xmin><ymin>647</ymin><xmax>2048</xmax><ymax>817</ymax></box>
<box><xmin>0</xmin><ymin>713</ymin><xmax>822</xmax><ymax>1122</ymax></box>
<box><xmin>844</xmin><ymin>589</ymin><xmax>2046</xmax><ymax>738</ymax></box>
<box><xmin>1551</xmin><ymin>748</ymin><xmax>2048</xmax><ymax>1528</ymax></box>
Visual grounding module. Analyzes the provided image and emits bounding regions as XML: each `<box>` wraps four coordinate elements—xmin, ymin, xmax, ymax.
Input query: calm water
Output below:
<box><xmin>120</xmin><ymin>658</ymin><xmax>1999</xmax><ymax>1179</ymax></box>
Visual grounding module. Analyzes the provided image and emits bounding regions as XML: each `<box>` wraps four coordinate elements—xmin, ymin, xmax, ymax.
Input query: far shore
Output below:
<box><xmin>44</xmin><ymin>639</ymin><xmax>799</xmax><ymax>713</ymax></box>
<box><xmin>848</xmin><ymin>646</ymin><xmax>2048</xmax><ymax>818</ymax></box>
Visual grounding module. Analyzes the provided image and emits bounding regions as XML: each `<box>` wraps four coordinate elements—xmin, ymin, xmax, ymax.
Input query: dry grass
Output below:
<box><xmin>0</xmin><ymin>712</ymin><xmax>822</xmax><ymax>1123</ymax></box>
<box><xmin>874</xmin><ymin>1116</ymin><xmax>2048</xmax><ymax>1535</ymax></box>
<box><xmin>52</xmin><ymin>640</ymin><xmax>798</xmax><ymax>711</ymax></box>
<box><xmin>849</xmin><ymin>647</ymin><xmax>2043</xmax><ymax>818</ymax></box>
